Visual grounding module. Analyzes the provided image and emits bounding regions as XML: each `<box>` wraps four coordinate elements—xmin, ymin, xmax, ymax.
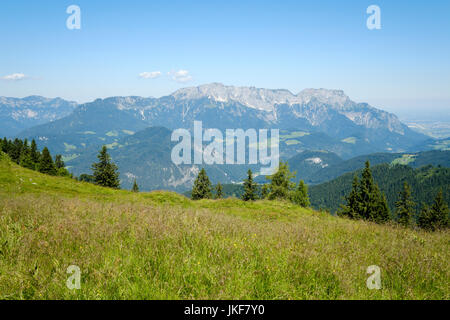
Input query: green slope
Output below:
<box><xmin>0</xmin><ymin>153</ymin><xmax>448</xmax><ymax>299</ymax></box>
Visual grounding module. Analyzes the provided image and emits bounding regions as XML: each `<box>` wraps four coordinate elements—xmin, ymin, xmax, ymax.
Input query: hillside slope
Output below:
<box><xmin>0</xmin><ymin>153</ymin><xmax>448</xmax><ymax>299</ymax></box>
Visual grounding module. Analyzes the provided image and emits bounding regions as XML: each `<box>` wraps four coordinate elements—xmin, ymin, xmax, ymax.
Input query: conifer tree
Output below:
<box><xmin>418</xmin><ymin>204</ymin><xmax>433</xmax><ymax>231</ymax></box>
<box><xmin>359</xmin><ymin>161</ymin><xmax>390</xmax><ymax>223</ymax></box>
<box><xmin>23</xmin><ymin>139</ymin><xmax>29</xmax><ymax>153</ymax></box>
<box><xmin>291</xmin><ymin>180</ymin><xmax>310</xmax><ymax>207</ymax></box>
<box><xmin>338</xmin><ymin>162</ymin><xmax>390</xmax><ymax>223</ymax></box>
<box><xmin>395</xmin><ymin>182</ymin><xmax>416</xmax><ymax>227</ymax></box>
<box><xmin>261</xmin><ymin>184</ymin><xmax>269</xmax><ymax>199</ymax></box>
<box><xmin>19</xmin><ymin>147</ymin><xmax>35</xmax><ymax>170</ymax></box>
<box><xmin>54</xmin><ymin>155</ymin><xmax>65</xmax><ymax>169</ymax></box>
<box><xmin>429</xmin><ymin>190</ymin><xmax>449</xmax><ymax>230</ymax></box>
<box><xmin>376</xmin><ymin>192</ymin><xmax>391</xmax><ymax>223</ymax></box>
<box><xmin>10</xmin><ymin>138</ymin><xmax>23</xmax><ymax>164</ymax></box>
<box><xmin>338</xmin><ymin>175</ymin><xmax>361</xmax><ymax>219</ymax></box>
<box><xmin>54</xmin><ymin>154</ymin><xmax>70</xmax><ymax>176</ymax></box>
<box><xmin>30</xmin><ymin>139</ymin><xmax>40</xmax><ymax>165</ymax></box>
<box><xmin>91</xmin><ymin>146</ymin><xmax>120</xmax><ymax>189</ymax></box>
<box><xmin>215</xmin><ymin>183</ymin><xmax>223</xmax><ymax>199</ymax></box>
<box><xmin>242</xmin><ymin>169</ymin><xmax>258</xmax><ymax>201</ymax></box>
<box><xmin>191</xmin><ymin>168</ymin><xmax>212</xmax><ymax>200</ymax></box>
<box><xmin>38</xmin><ymin>147</ymin><xmax>57</xmax><ymax>175</ymax></box>
<box><xmin>1</xmin><ymin>137</ymin><xmax>8</xmax><ymax>153</ymax></box>
<box><xmin>131</xmin><ymin>179</ymin><xmax>139</xmax><ymax>192</ymax></box>
<box><xmin>267</xmin><ymin>161</ymin><xmax>296</xmax><ymax>201</ymax></box>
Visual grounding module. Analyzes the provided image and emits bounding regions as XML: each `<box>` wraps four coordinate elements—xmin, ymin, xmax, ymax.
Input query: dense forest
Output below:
<box><xmin>0</xmin><ymin>137</ymin><xmax>70</xmax><ymax>177</ymax></box>
<box><xmin>309</xmin><ymin>164</ymin><xmax>450</xmax><ymax>214</ymax></box>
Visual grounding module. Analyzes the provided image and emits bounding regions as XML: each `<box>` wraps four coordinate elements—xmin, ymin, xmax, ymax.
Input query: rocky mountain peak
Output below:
<box><xmin>171</xmin><ymin>83</ymin><xmax>354</xmax><ymax>111</ymax></box>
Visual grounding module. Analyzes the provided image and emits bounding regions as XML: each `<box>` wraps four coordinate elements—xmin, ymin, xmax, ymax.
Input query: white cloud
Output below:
<box><xmin>168</xmin><ymin>70</ymin><xmax>193</xmax><ymax>83</ymax></box>
<box><xmin>139</xmin><ymin>71</ymin><xmax>162</xmax><ymax>79</ymax></box>
<box><xmin>1</xmin><ymin>73</ymin><xmax>27</xmax><ymax>81</ymax></box>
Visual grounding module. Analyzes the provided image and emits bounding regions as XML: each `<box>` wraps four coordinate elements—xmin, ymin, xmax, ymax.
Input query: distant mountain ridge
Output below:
<box><xmin>17</xmin><ymin>83</ymin><xmax>429</xmax><ymax>160</ymax></box>
<box><xmin>0</xmin><ymin>96</ymin><xmax>77</xmax><ymax>137</ymax></box>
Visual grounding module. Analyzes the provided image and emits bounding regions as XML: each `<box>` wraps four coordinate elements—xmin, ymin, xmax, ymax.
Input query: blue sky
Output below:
<box><xmin>0</xmin><ymin>0</ymin><xmax>449</xmax><ymax>120</ymax></box>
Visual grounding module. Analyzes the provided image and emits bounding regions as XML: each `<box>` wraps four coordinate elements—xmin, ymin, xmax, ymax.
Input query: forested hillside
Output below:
<box><xmin>309</xmin><ymin>164</ymin><xmax>450</xmax><ymax>214</ymax></box>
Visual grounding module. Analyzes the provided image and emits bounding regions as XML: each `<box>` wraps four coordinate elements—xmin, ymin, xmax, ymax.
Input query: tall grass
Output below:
<box><xmin>0</xmin><ymin>154</ymin><xmax>448</xmax><ymax>299</ymax></box>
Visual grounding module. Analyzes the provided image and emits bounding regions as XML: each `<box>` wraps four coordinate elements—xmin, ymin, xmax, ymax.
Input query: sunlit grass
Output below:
<box><xmin>0</xmin><ymin>153</ymin><xmax>448</xmax><ymax>299</ymax></box>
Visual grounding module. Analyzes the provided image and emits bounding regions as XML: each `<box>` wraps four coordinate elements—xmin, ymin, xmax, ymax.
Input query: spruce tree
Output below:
<box><xmin>359</xmin><ymin>161</ymin><xmax>390</xmax><ymax>223</ymax></box>
<box><xmin>191</xmin><ymin>168</ymin><xmax>212</xmax><ymax>200</ymax></box>
<box><xmin>395</xmin><ymin>182</ymin><xmax>416</xmax><ymax>227</ymax></box>
<box><xmin>1</xmin><ymin>137</ymin><xmax>8</xmax><ymax>154</ymax></box>
<box><xmin>261</xmin><ymin>184</ymin><xmax>269</xmax><ymax>199</ymax></box>
<box><xmin>429</xmin><ymin>190</ymin><xmax>449</xmax><ymax>230</ymax></box>
<box><xmin>242</xmin><ymin>169</ymin><xmax>258</xmax><ymax>201</ymax></box>
<box><xmin>338</xmin><ymin>175</ymin><xmax>361</xmax><ymax>219</ymax></box>
<box><xmin>418</xmin><ymin>204</ymin><xmax>433</xmax><ymax>231</ymax></box>
<box><xmin>38</xmin><ymin>147</ymin><xmax>57</xmax><ymax>175</ymax></box>
<box><xmin>376</xmin><ymin>192</ymin><xmax>391</xmax><ymax>224</ymax></box>
<box><xmin>10</xmin><ymin>138</ymin><xmax>23</xmax><ymax>164</ymax></box>
<box><xmin>215</xmin><ymin>183</ymin><xmax>223</xmax><ymax>199</ymax></box>
<box><xmin>91</xmin><ymin>146</ymin><xmax>120</xmax><ymax>189</ymax></box>
<box><xmin>291</xmin><ymin>180</ymin><xmax>310</xmax><ymax>207</ymax></box>
<box><xmin>19</xmin><ymin>147</ymin><xmax>35</xmax><ymax>170</ymax></box>
<box><xmin>131</xmin><ymin>179</ymin><xmax>139</xmax><ymax>192</ymax></box>
<box><xmin>54</xmin><ymin>155</ymin><xmax>65</xmax><ymax>169</ymax></box>
<box><xmin>30</xmin><ymin>139</ymin><xmax>40</xmax><ymax>165</ymax></box>
<box><xmin>54</xmin><ymin>154</ymin><xmax>70</xmax><ymax>176</ymax></box>
<box><xmin>267</xmin><ymin>161</ymin><xmax>296</xmax><ymax>201</ymax></box>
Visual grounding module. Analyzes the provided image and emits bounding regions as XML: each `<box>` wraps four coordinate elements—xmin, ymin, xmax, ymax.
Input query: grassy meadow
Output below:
<box><xmin>0</xmin><ymin>153</ymin><xmax>448</xmax><ymax>299</ymax></box>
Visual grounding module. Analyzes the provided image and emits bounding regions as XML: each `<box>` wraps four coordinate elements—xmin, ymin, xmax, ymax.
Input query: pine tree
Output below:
<box><xmin>376</xmin><ymin>192</ymin><xmax>391</xmax><ymax>224</ymax></box>
<box><xmin>242</xmin><ymin>169</ymin><xmax>258</xmax><ymax>201</ymax></box>
<box><xmin>429</xmin><ymin>190</ymin><xmax>449</xmax><ymax>230</ymax></box>
<box><xmin>19</xmin><ymin>147</ymin><xmax>35</xmax><ymax>170</ymax></box>
<box><xmin>54</xmin><ymin>154</ymin><xmax>70</xmax><ymax>176</ymax></box>
<box><xmin>359</xmin><ymin>161</ymin><xmax>390</xmax><ymax>223</ymax></box>
<box><xmin>91</xmin><ymin>146</ymin><xmax>120</xmax><ymax>189</ymax></box>
<box><xmin>215</xmin><ymin>183</ymin><xmax>223</xmax><ymax>199</ymax></box>
<box><xmin>10</xmin><ymin>138</ymin><xmax>23</xmax><ymax>164</ymax></box>
<box><xmin>261</xmin><ymin>184</ymin><xmax>269</xmax><ymax>199</ymax></box>
<box><xmin>1</xmin><ymin>137</ymin><xmax>8</xmax><ymax>154</ymax></box>
<box><xmin>23</xmin><ymin>139</ymin><xmax>29</xmax><ymax>153</ymax></box>
<box><xmin>418</xmin><ymin>204</ymin><xmax>433</xmax><ymax>231</ymax></box>
<box><xmin>395</xmin><ymin>182</ymin><xmax>416</xmax><ymax>227</ymax></box>
<box><xmin>54</xmin><ymin>155</ymin><xmax>65</xmax><ymax>169</ymax></box>
<box><xmin>131</xmin><ymin>179</ymin><xmax>139</xmax><ymax>192</ymax></box>
<box><xmin>338</xmin><ymin>175</ymin><xmax>361</xmax><ymax>219</ymax></box>
<box><xmin>38</xmin><ymin>147</ymin><xmax>57</xmax><ymax>175</ymax></box>
<box><xmin>191</xmin><ymin>168</ymin><xmax>212</xmax><ymax>200</ymax></box>
<box><xmin>291</xmin><ymin>180</ymin><xmax>310</xmax><ymax>207</ymax></box>
<box><xmin>30</xmin><ymin>139</ymin><xmax>40</xmax><ymax>165</ymax></box>
<box><xmin>267</xmin><ymin>161</ymin><xmax>296</xmax><ymax>201</ymax></box>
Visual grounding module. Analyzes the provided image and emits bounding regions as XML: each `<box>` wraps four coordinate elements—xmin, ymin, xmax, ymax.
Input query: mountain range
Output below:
<box><xmin>0</xmin><ymin>96</ymin><xmax>77</xmax><ymax>137</ymax></box>
<box><xmin>3</xmin><ymin>83</ymin><xmax>446</xmax><ymax>190</ymax></box>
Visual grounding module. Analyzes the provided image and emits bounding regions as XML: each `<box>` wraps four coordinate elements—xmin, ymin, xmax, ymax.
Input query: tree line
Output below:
<box><xmin>338</xmin><ymin>161</ymin><xmax>448</xmax><ymax>231</ymax></box>
<box><xmin>190</xmin><ymin>161</ymin><xmax>310</xmax><ymax>207</ymax></box>
<box><xmin>0</xmin><ymin>137</ymin><xmax>70</xmax><ymax>177</ymax></box>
